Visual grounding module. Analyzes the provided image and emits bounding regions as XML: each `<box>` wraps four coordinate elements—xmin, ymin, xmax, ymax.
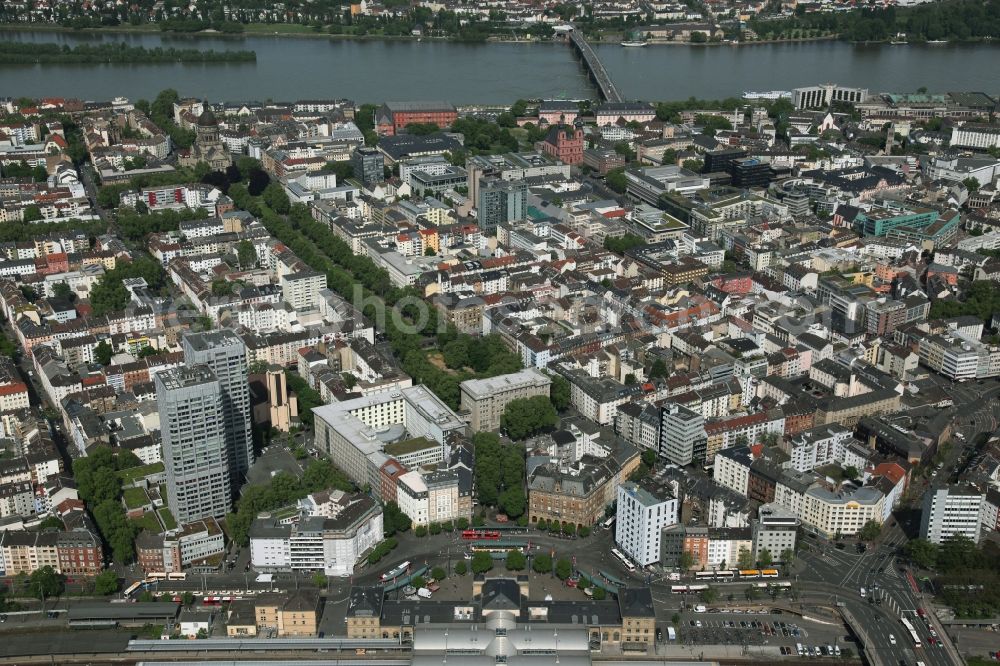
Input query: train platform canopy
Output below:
<box><xmin>68</xmin><ymin>601</ymin><xmax>180</xmax><ymax>623</ymax></box>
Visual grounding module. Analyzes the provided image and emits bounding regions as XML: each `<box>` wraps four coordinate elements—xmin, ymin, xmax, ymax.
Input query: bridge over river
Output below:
<box><xmin>567</xmin><ymin>29</ymin><xmax>625</xmax><ymax>103</ymax></box>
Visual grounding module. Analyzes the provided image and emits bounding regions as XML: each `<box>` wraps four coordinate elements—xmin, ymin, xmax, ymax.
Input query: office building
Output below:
<box><xmin>183</xmin><ymin>330</ymin><xmax>253</xmax><ymax>488</ymax></box>
<box><xmin>659</xmin><ymin>402</ymin><xmax>707</xmax><ymax>466</ymax></box>
<box><xmin>157</xmin><ymin>366</ymin><xmax>232</xmax><ymax>523</ymax></box>
<box><xmin>395</xmin><ymin>468</ymin><xmax>470</xmax><ymax>527</ymax></box>
<box><xmin>729</xmin><ymin>158</ymin><xmax>772</xmax><ymax>188</ymax></box>
<box><xmin>703</xmin><ymin>148</ymin><xmax>747</xmax><ymax>174</ymax></box>
<box><xmin>312</xmin><ymin>385</ymin><xmax>467</xmax><ymax>490</ymax></box>
<box><xmin>615</xmin><ymin>480</ymin><xmax>678</xmax><ymax>567</ymax></box>
<box><xmin>249</xmin><ymin>490</ymin><xmax>383</xmax><ymax>576</ymax></box>
<box><xmin>351</xmin><ymin>146</ymin><xmax>385</xmax><ymax>186</ymax></box>
<box><xmin>920</xmin><ymin>485</ymin><xmax>984</xmax><ymax>544</ymax></box>
<box><xmin>751</xmin><ymin>503</ymin><xmax>798</xmax><ymax>562</ymax></box>
<box><xmin>459</xmin><ymin>368</ymin><xmax>552</xmax><ymax>433</ymax></box>
<box><xmin>793</xmin><ymin>84</ymin><xmax>869</xmax><ymax>109</ymax></box>
<box><xmin>476</xmin><ymin>177</ymin><xmax>527</xmax><ymax>233</ymax></box>
<box><xmin>950</xmin><ymin>124</ymin><xmax>1000</xmax><ymax>150</ymax></box>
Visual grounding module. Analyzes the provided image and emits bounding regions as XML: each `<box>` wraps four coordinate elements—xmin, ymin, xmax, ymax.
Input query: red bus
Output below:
<box><xmin>461</xmin><ymin>529</ymin><xmax>501</xmax><ymax>540</ymax></box>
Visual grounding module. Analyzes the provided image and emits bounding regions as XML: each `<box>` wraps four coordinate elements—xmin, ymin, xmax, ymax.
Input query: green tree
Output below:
<box><xmin>501</xmin><ymin>395</ymin><xmax>558</xmax><ymax>440</ymax></box>
<box><xmin>498</xmin><ymin>485</ymin><xmax>526</xmax><ymax>519</ymax></box>
<box><xmin>963</xmin><ymin>177</ymin><xmax>980</xmax><ymax>193</ymax></box>
<box><xmin>455</xmin><ymin>561</ymin><xmax>468</xmax><ymax>576</ymax></box>
<box><xmin>682</xmin><ymin>159</ymin><xmax>704</xmax><ymax>173</ymax></box>
<box><xmin>28</xmin><ymin>566</ymin><xmax>64</xmax><ymax>600</ymax></box>
<box><xmin>323</xmin><ymin>161</ymin><xmax>355</xmax><ymax>181</ymax></box>
<box><xmin>843</xmin><ymin>465</ymin><xmax>859</xmax><ymax>481</ymax></box>
<box><xmin>604</xmin><ymin>233</ymin><xmax>646</xmax><ymax>254</ymax></box>
<box><xmin>262</xmin><ymin>182</ymin><xmax>290</xmax><ymax>214</ymax></box>
<box><xmin>532</xmin><ymin>553</ymin><xmax>553</xmax><ymax>574</ymax></box>
<box><xmin>94</xmin><ymin>340</ymin><xmax>113</xmax><ymax>366</ymax></box>
<box><xmin>904</xmin><ymin>538</ymin><xmax>937</xmax><ymax>569</ymax></box>
<box><xmin>780</xmin><ymin>548</ymin><xmax>796</xmax><ymax>566</ymax></box>
<box><xmin>51</xmin><ymin>282</ymin><xmax>74</xmax><ymax>301</ymax></box>
<box><xmin>649</xmin><ymin>358</ymin><xmax>668</xmax><ymax>379</ymax></box>
<box><xmin>857</xmin><ymin>520</ymin><xmax>882</xmax><ymax>542</ymax></box>
<box><xmin>592</xmin><ymin>587</ymin><xmax>607</xmax><ymax>601</ymax></box>
<box><xmin>694</xmin><ymin>114</ymin><xmax>733</xmax><ymax>137</ymax></box>
<box><xmin>472</xmin><ymin>551</ymin><xmax>494</xmax><ymax>574</ymax></box>
<box><xmin>737</xmin><ymin>547</ymin><xmax>754</xmax><ymax>569</ymax></box>
<box><xmin>94</xmin><ymin>570</ymin><xmax>119</xmax><ymax>595</ymax></box>
<box><xmin>235</xmin><ymin>240</ymin><xmax>257</xmax><ymax>269</ymax></box>
<box><xmin>22</xmin><ymin>205</ymin><xmax>43</xmax><ymax>223</ymax></box>
<box><xmin>312</xmin><ymin>573</ymin><xmax>328</xmax><ymax>588</ymax></box>
<box><xmin>414</xmin><ymin>525</ymin><xmax>428</xmax><ymax>538</ymax></box>
<box><xmin>555</xmin><ymin>558</ymin><xmax>573</xmax><ymax>580</ymax></box>
<box><xmin>38</xmin><ymin>515</ymin><xmax>64</xmax><ymax>530</ymax></box>
<box><xmin>605</xmin><ymin>167</ymin><xmax>627</xmax><ymax>193</ymax></box>
<box><xmin>505</xmin><ymin>549</ymin><xmax>526</xmax><ymax>571</ymax></box>
<box><xmin>549</xmin><ymin>374</ymin><xmax>571</xmax><ymax>412</ymax></box>
<box><xmin>757</xmin><ymin>548</ymin><xmax>773</xmax><ymax>568</ymax></box>
<box><xmin>431</xmin><ymin>566</ymin><xmax>447</xmax><ymax>581</ymax></box>
<box><xmin>578</xmin><ymin>525</ymin><xmax>591</xmax><ymax>538</ymax></box>
<box><xmin>405</xmin><ymin>122</ymin><xmax>441</xmax><ymax>135</ymax></box>
<box><xmin>701</xmin><ymin>586</ymin><xmax>719</xmax><ymax>603</ymax></box>
<box><xmin>679</xmin><ymin>551</ymin><xmax>696</xmax><ymax>570</ymax></box>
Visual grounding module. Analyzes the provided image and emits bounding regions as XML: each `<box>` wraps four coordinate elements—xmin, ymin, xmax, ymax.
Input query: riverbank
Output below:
<box><xmin>0</xmin><ymin>40</ymin><xmax>256</xmax><ymax>63</ymax></box>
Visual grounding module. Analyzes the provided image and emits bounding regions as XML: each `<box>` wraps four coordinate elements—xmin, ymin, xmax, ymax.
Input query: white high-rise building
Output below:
<box><xmin>920</xmin><ymin>485</ymin><xmax>984</xmax><ymax>545</ymax></box>
<box><xmin>615</xmin><ymin>480</ymin><xmax>678</xmax><ymax>567</ymax></box>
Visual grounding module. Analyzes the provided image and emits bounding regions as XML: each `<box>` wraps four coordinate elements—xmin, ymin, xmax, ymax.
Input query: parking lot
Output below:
<box><xmin>676</xmin><ymin>609</ymin><xmax>853</xmax><ymax>657</ymax></box>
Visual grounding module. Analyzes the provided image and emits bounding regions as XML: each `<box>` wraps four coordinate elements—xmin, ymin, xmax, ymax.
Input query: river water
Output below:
<box><xmin>1</xmin><ymin>29</ymin><xmax>999</xmax><ymax>103</ymax></box>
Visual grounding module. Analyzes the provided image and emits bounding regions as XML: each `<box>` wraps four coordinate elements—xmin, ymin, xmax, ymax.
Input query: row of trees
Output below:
<box><xmin>115</xmin><ymin>206</ymin><xmax>210</xmax><ymax>241</ymax></box>
<box><xmin>0</xmin><ymin>41</ymin><xmax>255</xmax><ymax>64</ymax></box>
<box><xmin>473</xmin><ymin>432</ymin><xmax>526</xmax><ymax>519</ymax></box>
<box><xmin>73</xmin><ymin>446</ymin><xmax>145</xmax><ymax>562</ymax></box>
<box><xmin>254</xmin><ymin>202</ymin><xmax>523</xmax><ymax>411</ymax></box>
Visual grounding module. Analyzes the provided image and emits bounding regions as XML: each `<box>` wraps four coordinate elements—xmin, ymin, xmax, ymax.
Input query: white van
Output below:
<box><xmin>694</xmin><ymin>605</ymin><xmax>707</xmax><ymax>613</ymax></box>
<box><xmin>796</xmin><ymin>643</ymin><xmax>804</xmax><ymax>656</ymax></box>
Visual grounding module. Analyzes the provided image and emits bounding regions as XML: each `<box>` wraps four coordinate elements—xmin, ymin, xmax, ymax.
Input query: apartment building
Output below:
<box><xmin>0</xmin><ymin>529</ymin><xmax>101</xmax><ymax>576</ymax></box>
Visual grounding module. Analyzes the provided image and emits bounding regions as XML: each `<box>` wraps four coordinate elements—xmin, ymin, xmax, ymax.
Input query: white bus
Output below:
<box><xmin>610</xmin><ymin>547</ymin><xmax>635</xmax><ymax>572</ymax></box>
<box><xmin>601</xmin><ymin>516</ymin><xmax>615</xmax><ymax>531</ymax></box>
<box><xmin>901</xmin><ymin>617</ymin><xmax>922</xmax><ymax>648</ymax></box>
<box><xmin>381</xmin><ymin>560</ymin><xmax>412</xmax><ymax>581</ymax></box>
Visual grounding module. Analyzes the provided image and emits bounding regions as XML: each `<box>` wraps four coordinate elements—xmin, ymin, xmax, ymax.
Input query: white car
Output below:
<box><xmin>889</xmin><ymin>634</ymin><xmax>897</xmax><ymax>645</ymax></box>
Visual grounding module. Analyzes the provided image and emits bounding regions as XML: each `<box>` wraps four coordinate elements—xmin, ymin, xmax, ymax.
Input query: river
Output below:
<box><xmin>1</xmin><ymin>28</ymin><xmax>999</xmax><ymax>103</ymax></box>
